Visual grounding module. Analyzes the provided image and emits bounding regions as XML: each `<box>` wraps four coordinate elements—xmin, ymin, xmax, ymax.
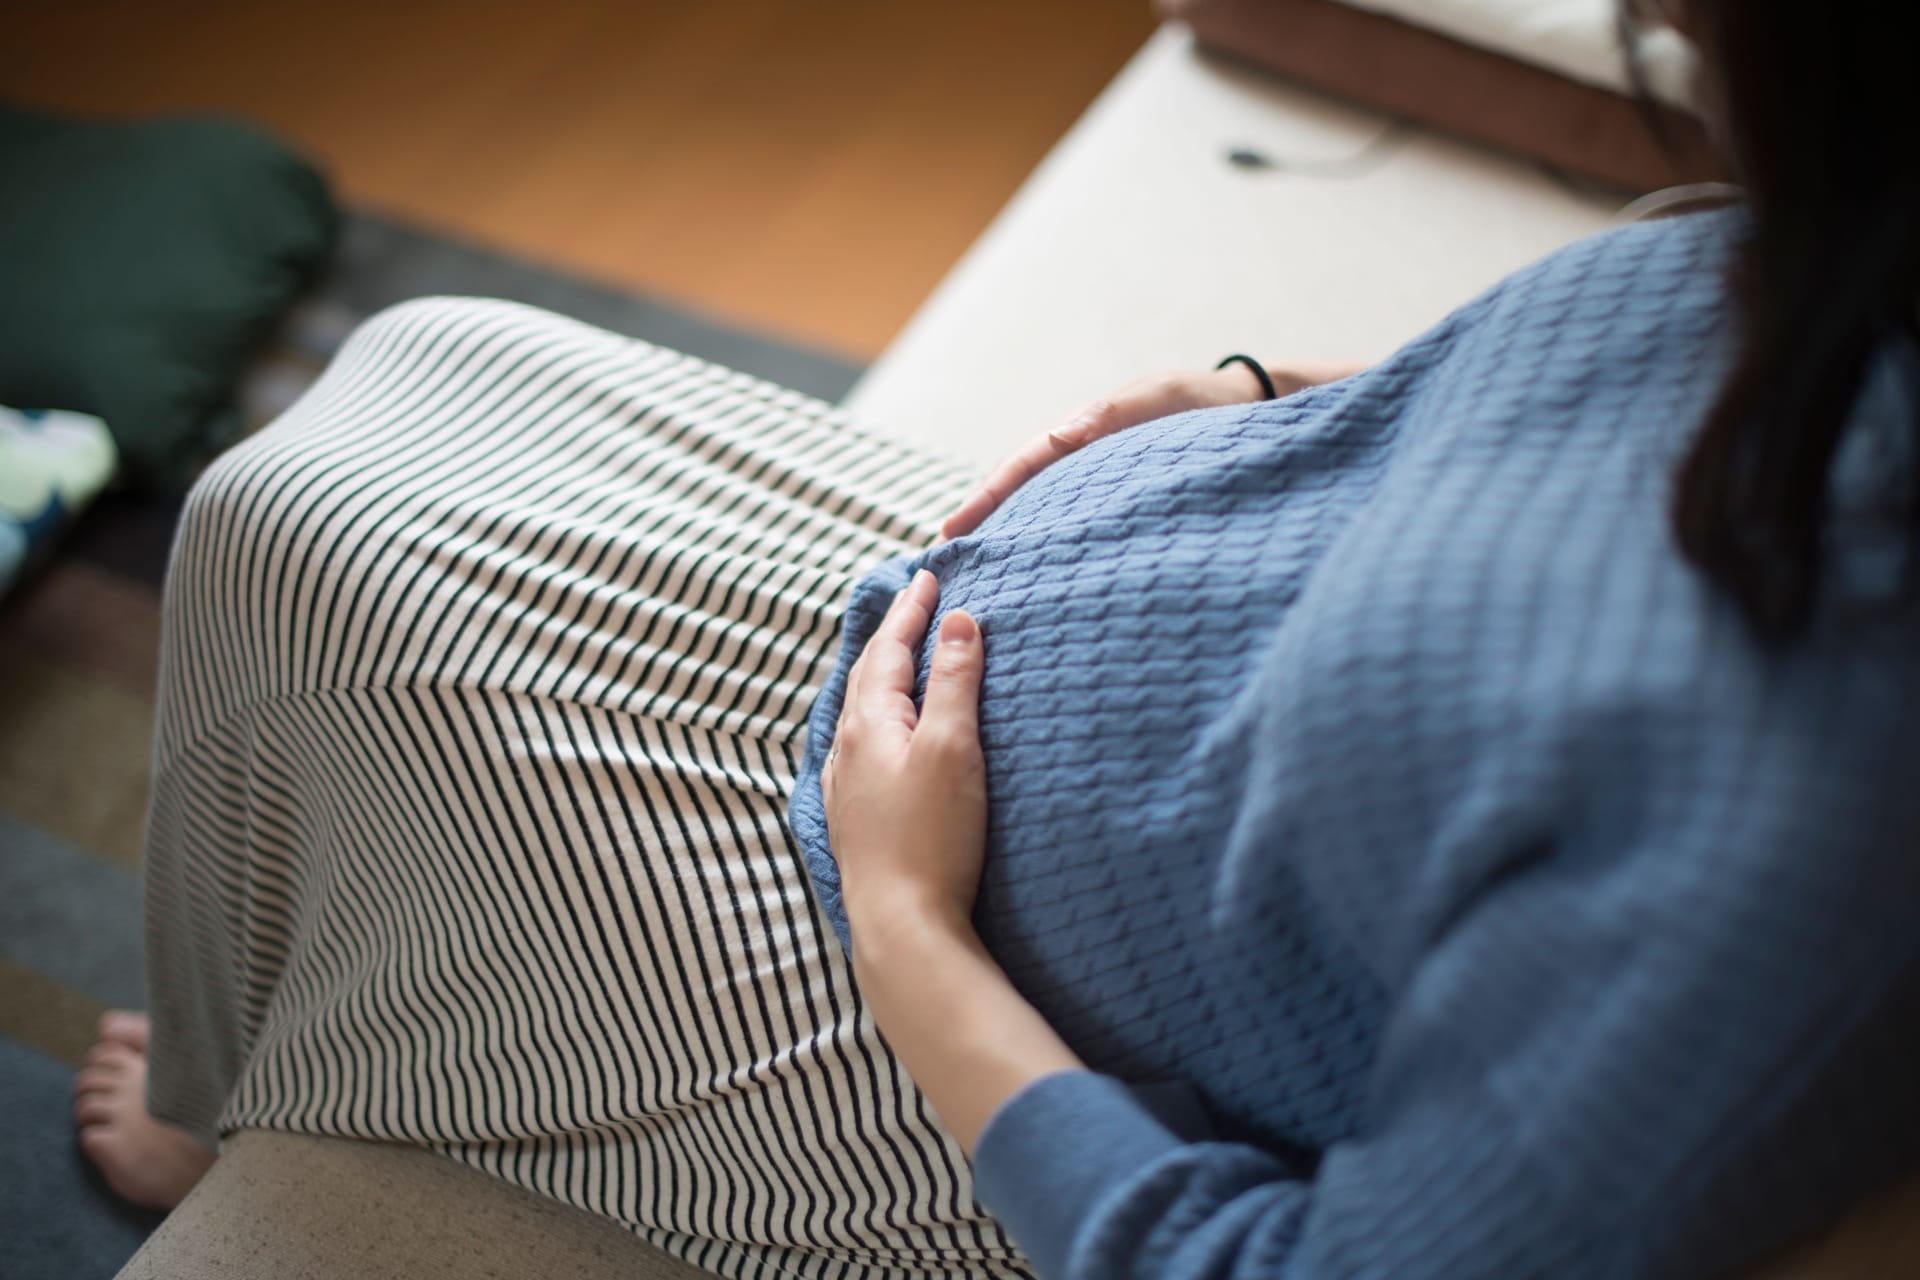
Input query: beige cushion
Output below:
<box><xmin>115</xmin><ymin>1130</ymin><xmax>712</xmax><ymax>1280</ymax></box>
<box><xmin>117</xmin><ymin>1129</ymin><xmax>1919</xmax><ymax>1278</ymax></box>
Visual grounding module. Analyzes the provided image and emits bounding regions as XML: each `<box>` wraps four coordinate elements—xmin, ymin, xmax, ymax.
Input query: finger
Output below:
<box><xmin>1054</xmin><ymin>391</ymin><xmax>1149</xmax><ymax>450</ymax></box>
<box><xmin>941</xmin><ymin>434</ymin><xmax>1071</xmax><ymax>539</ymax></box>
<box><xmin>841</xmin><ymin>646</ymin><xmax>866</xmax><ymax>724</ymax></box>
<box><xmin>875</xmin><ymin>569</ymin><xmax>939</xmax><ymax>649</ymax></box>
<box><xmin>852</xmin><ymin>572</ymin><xmax>938</xmax><ymax>726</ymax></box>
<box><xmin>917</xmin><ymin>610</ymin><xmax>984</xmax><ymax>753</ymax></box>
<box><xmin>842</xmin><ymin>582</ymin><xmax>904</xmax><ymax>710</ymax></box>
<box><xmin>845</xmin><ymin>581</ymin><xmax>909</xmax><ymax>706</ymax></box>
<box><xmin>940</xmin><ymin>390</ymin><xmax>1148</xmax><ymax>539</ymax></box>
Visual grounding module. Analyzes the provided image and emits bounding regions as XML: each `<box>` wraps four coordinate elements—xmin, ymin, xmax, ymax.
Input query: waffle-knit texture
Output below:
<box><xmin>788</xmin><ymin>210</ymin><xmax>1920</xmax><ymax>1278</ymax></box>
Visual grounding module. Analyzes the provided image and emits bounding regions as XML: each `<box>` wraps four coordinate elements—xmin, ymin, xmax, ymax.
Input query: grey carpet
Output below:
<box><xmin>0</xmin><ymin>1036</ymin><xmax>166</xmax><ymax>1277</ymax></box>
<box><xmin>1</xmin><ymin>815</ymin><xmax>146</xmax><ymax>1010</ymax></box>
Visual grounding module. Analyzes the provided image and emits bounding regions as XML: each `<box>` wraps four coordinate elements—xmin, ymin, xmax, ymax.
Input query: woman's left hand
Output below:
<box><xmin>822</xmin><ymin>569</ymin><xmax>1083</xmax><ymax>1151</ymax></box>
<box><xmin>822</xmin><ymin>569</ymin><xmax>989</xmax><ymax>939</ymax></box>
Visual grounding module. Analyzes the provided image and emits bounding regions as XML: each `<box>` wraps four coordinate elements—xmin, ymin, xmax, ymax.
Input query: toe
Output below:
<box><xmin>77</xmin><ymin>1123</ymin><xmax>115</xmax><ymax>1162</ymax></box>
<box><xmin>92</xmin><ymin>1042</ymin><xmax>138</xmax><ymax>1069</ymax></box>
<box><xmin>74</xmin><ymin>1093</ymin><xmax>117</xmax><ymax>1126</ymax></box>
<box><xmin>84</xmin><ymin>1042</ymin><xmax>132</xmax><ymax>1069</ymax></box>
<box><xmin>75</xmin><ymin>1065</ymin><xmax>120</xmax><ymax>1097</ymax></box>
<box><xmin>99</xmin><ymin>1011</ymin><xmax>151</xmax><ymax>1051</ymax></box>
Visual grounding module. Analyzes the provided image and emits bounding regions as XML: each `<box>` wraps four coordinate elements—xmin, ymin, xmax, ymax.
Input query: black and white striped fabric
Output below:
<box><xmin>142</xmin><ymin>298</ymin><xmax>1032</xmax><ymax>1279</ymax></box>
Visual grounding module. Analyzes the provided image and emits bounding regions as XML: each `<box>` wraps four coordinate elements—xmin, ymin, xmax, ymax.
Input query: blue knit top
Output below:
<box><xmin>787</xmin><ymin>210</ymin><xmax>1920</xmax><ymax>1279</ymax></box>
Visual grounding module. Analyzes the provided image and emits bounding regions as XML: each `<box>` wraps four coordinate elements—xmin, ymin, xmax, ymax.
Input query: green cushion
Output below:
<box><xmin>0</xmin><ymin>105</ymin><xmax>339</xmax><ymax>490</ymax></box>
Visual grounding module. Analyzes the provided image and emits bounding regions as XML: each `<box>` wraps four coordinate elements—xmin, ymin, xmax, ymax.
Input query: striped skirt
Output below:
<box><xmin>142</xmin><ymin>297</ymin><xmax>1031</xmax><ymax>1279</ymax></box>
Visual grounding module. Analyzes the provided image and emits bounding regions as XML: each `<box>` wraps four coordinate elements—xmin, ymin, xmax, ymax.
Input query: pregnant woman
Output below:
<box><xmin>75</xmin><ymin>2</ymin><xmax>1918</xmax><ymax>1277</ymax></box>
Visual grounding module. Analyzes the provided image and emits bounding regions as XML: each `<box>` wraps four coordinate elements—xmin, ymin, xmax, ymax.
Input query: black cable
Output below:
<box><xmin>1225</xmin><ymin>119</ymin><xmax>1415</xmax><ymax>180</ymax></box>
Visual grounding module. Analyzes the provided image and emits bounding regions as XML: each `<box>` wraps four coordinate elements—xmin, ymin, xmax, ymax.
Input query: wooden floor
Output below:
<box><xmin>2</xmin><ymin>0</ymin><xmax>1154</xmax><ymax>360</ymax></box>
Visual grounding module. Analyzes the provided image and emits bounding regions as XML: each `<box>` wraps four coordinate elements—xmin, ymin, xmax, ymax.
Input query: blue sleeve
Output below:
<box><xmin>974</xmin><ymin>1072</ymin><xmax>1312</xmax><ymax>1278</ymax></box>
<box><xmin>972</xmin><ymin>641</ymin><xmax>1920</xmax><ymax>1280</ymax></box>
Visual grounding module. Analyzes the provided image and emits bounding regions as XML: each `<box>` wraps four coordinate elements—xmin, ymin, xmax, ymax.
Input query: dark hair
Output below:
<box><xmin>1624</xmin><ymin>2</ymin><xmax>1920</xmax><ymax>639</ymax></box>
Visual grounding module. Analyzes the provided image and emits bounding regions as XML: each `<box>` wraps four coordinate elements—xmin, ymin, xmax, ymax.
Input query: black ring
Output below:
<box><xmin>1215</xmin><ymin>353</ymin><xmax>1278</xmax><ymax>400</ymax></box>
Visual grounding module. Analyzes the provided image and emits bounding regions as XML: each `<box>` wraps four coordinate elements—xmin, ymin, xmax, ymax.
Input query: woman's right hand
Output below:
<box><xmin>938</xmin><ymin>361</ymin><xmax>1364</xmax><ymax>540</ymax></box>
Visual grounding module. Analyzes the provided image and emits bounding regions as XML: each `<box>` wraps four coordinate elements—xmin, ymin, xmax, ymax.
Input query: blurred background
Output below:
<box><xmin>5</xmin><ymin>0</ymin><xmax>1154</xmax><ymax>361</ymax></box>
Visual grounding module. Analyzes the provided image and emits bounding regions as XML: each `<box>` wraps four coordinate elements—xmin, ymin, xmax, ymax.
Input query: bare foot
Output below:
<box><xmin>73</xmin><ymin>1012</ymin><xmax>215</xmax><ymax>1210</ymax></box>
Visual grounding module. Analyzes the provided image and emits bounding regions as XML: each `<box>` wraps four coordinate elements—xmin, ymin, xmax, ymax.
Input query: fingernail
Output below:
<box><xmin>939</xmin><ymin>611</ymin><xmax>978</xmax><ymax>645</ymax></box>
<box><xmin>915</xmin><ymin>569</ymin><xmax>936</xmax><ymax>591</ymax></box>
